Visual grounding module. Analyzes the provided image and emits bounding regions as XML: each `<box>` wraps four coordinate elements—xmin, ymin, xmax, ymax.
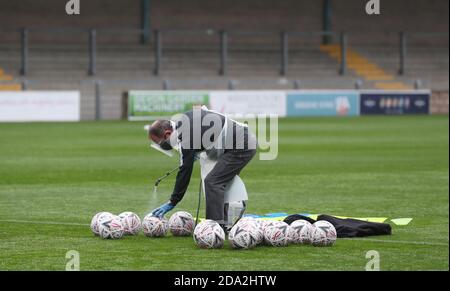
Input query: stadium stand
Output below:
<box><xmin>0</xmin><ymin>0</ymin><xmax>448</xmax><ymax>119</ymax></box>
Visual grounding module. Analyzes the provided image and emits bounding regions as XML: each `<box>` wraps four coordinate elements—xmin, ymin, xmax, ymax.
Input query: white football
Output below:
<box><xmin>289</xmin><ymin>220</ymin><xmax>313</xmax><ymax>244</ymax></box>
<box><xmin>311</xmin><ymin>220</ymin><xmax>337</xmax><ymax>247</ymax></box>
<box><xmin>287</xmin><ymin>224</ymin><xmax>298</xmax><ymax>244</ymax></box>
<box><xmin>237</xmin><ymin>217</ymin><xmax>264</xmax><ymax>245</ymax></box>
<box><xmin>238</xmin><ymin>216</ymin><xmax>258</xmax><ymax>224</ymax></box>
<box><xmin>251</xmin><ymin>219</ymin><xmax>264</xmax><ymax>245</ymax></box>
<box><xmin>228</xmin><ymin>219</ymin><xmax>261</xmax><ymax>249</ymax></box>
<box><xmin>263</xmin><ymin>221</ymin><xmax>291</xmax><ymax>247</ymax></box>
<box><xmin>90</xmin><ymin>212</ymin><xmax>113</xmax><ymax>236</ymax></box>
<box><xmin>169</xmin><ymin>211</ymin><xmax>195</xmax><ymax>236</ymax></box>
<box><xmin>142</xmin><ymin>214</ymin><xmax>169</xmax><ymax>237</ymax></box>
<box><xmin>193</xmin><ymin>220</ymin><xmax>225</xmax><ymax>249</ymax></box>
<box><xmin>259</xmin><ymin>220</ymin><xmax>278</xmax><ymax>244</ymax></box>
<box><xmin>118</xmin><ymin>212</ymin><xmax>141</xmax><ymax>235</ymax></box>
<box><xmin>98</xmin><ymin>215</ymin><xmax>124</xmax><ymax>239</ymax></box>
<box><xmin>259</xmin><ymin>219</ymin><xmax>279</xmax><ymax>232</ymax></box>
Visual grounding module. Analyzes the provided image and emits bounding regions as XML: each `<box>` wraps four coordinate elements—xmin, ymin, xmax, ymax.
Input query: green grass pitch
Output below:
<box><xmin>0</xmin><ymin>116</ymin><xmax>448</xmax><ymax>270</ymax></box>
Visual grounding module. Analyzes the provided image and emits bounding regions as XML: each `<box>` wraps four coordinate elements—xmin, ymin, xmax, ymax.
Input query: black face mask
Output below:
<box><xmin>159</xmin><ymin>139</ymin><xmax>173</xmax><ymax>151</ymax></box>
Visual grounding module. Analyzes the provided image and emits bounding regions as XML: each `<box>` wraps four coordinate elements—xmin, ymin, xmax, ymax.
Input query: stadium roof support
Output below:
<box><xmin>322</xmin><ymin>0</ymin><xmax>332</xmax><ymax>45</ymax></box>
<box><xmin>141</xmin><ymin>0</ymin><xmax>150</xmax><ymax>44</ymax></box>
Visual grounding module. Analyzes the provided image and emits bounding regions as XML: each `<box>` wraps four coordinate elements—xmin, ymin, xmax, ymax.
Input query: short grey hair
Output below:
<box><xmin>149</xmin><ymin>120</ymin><xmax>172</xmax><ymax>138</ymax></box>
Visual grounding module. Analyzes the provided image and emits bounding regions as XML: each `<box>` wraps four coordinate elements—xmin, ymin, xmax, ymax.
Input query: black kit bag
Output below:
<box><xmin>284</xmin><ymin>214</ymin><xmax>392</xmax><ymax>238</ymax></box>
<box><xmin>284</xmin><ymin>214</ymin><xmax>316</xmax><ymax>225</ymax></box>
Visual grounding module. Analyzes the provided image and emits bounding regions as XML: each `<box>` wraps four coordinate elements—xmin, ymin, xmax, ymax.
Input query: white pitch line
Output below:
<box><xmin>0</xmin><ymin>219</ymin><xmax>88</xmax><ymax>227</ymax></box>
<box><xmin>343</xmin><ymin>237</ymin><xmax>449</xmax><ymax>247</ymax></box>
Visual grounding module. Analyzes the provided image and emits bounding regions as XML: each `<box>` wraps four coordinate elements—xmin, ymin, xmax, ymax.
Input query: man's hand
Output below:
<box><xmin>151</xmin><ymin>202</ymin><xmax>175</xmax><ymax>218</ymax></box>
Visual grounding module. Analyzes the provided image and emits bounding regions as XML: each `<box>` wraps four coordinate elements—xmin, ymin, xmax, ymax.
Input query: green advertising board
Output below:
<box><xmin>128</xmin><ymin>91</ymin><xmax>210</xmax><ymax>120</ymax></box>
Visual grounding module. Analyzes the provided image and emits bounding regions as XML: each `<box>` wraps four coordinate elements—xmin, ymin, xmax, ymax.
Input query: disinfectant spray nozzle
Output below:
<box><xmin>153</xmin><ymin>166</ymin><xmax>180</xmax><ymax>188</ymax></box>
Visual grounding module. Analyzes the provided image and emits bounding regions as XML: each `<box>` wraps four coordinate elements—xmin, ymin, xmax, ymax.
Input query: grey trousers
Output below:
<box><xmin>204</xmin><ymin>148</ymin><xmax>256</xmax><ymax>224</ymax></box>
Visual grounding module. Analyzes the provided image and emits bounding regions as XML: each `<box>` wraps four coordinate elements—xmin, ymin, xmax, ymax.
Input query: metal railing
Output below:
<box><xmin>0</xmin><ymin>27</ymin><xmax>447</xmax><ymax>78</ymax></box>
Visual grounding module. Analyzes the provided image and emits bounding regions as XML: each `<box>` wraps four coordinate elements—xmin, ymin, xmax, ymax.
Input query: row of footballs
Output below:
<box><xmin>205</xmin><ymin>216</ymin><xmax>337</xmax><ymax>249</ymax></box>
<box><xmin>90</xmin><ymin>211</ymin><xmax>337</xmax><ymax>249</ymax></box>
<box><xmin>90</xmin><ymin>211</ymin><xmax>194</xmax><ymax>238</ymax></box>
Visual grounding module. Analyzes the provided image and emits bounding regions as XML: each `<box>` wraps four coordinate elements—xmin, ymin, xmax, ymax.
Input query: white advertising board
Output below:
<box><xmin>209</xmin><ymin>91</ymin><xmax>286</xmax><ymax>117</ymax></box>
<box><xmin>0</xmin><ymin>91</ymin><xmax>80</xmax><ymax>122</ymax></box>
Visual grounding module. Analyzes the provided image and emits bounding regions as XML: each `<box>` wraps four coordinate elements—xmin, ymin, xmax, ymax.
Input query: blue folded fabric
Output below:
<box><xmin>264</xmin><ymin>212</ymin><xmax>288</xmax><ymax>217</ymax></box>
